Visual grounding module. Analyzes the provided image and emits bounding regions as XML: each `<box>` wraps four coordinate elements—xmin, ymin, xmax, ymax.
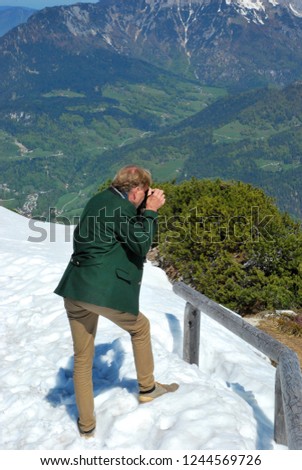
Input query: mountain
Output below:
<box><xmin>0</xmin><ymin>6</ymin><xmax>36</xmax><ymax>37</ymax></box>
<box><xmin>1</xmin><ymin>0</ymin><xmax>302</xmax><ymax>95</ymax></box>
<box><xmin>1</xmin><ymin>0</ymin><xmax>302</xmax><ymax>217</ymax></box>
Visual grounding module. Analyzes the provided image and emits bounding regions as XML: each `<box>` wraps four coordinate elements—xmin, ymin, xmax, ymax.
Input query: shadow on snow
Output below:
<box><xmin>45</xmin><ymin>338</ymin><xmax>138</xmax><ymax>422</ymax></box>
<box><xmin>227</xmin><ymin>382</ymin><xmax>274</xmax><ymax>450</ymax></box>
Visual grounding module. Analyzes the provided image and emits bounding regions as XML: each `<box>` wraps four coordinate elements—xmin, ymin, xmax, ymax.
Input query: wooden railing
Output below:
<box><xmin>173</xmin><ymin>281</ymin><xmax>302</xmax><ymax>450</ymax></box>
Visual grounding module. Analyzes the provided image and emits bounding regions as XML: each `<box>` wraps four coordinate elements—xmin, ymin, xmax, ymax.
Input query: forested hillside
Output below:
<box><xmin>2</xmin><ymin>81</ymin><xmax>302</xmax><ymax>219</ymax></box>
<box><xmin>100</xmin><ymin>83</ymin><xmax>302</xmax><ymax>218</ymax></box>
<box><xmin>0</xmin><ymin>75</ymin><xmax>220</xmax><ymax>217</ymax></box>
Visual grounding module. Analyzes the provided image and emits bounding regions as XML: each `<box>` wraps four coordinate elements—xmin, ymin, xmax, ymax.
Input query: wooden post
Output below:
<box><xmin>274</xmin><ymin>365</ymin><xmax>287</xmax><ymax>445</ymax></box>
<box><xmin>173</xmin><ymin>281</ymin><xmax>287</xmax><ymax>363</ymax></box>
<box><xmin>278</xmin><ymin>349</ymin><xmax>302</xmax><ymax>450</ymax></box>
<box><xmin>183</xmin><ymin>301</ymin><xmax>200</xmax><ymax>366</ymax></box>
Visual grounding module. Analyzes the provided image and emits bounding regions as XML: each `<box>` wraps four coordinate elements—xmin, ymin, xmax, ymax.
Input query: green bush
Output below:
<box><xmin>156</xmin><ymin>178</ymin><xmax>302</xmax><ymax>314</ymax></box>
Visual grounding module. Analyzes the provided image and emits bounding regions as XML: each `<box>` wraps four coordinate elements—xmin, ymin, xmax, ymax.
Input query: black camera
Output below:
<box><xmin>138</xmin><ymin>190</ymin><xmax>153</xmax><ymax>214</ymax></box>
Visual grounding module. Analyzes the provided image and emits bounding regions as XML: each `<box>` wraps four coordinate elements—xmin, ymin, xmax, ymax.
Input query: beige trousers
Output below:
<box><xmin>64</xmin><ymin>298</ymin><xmax>155</xmax><ymax>432</ymax></box>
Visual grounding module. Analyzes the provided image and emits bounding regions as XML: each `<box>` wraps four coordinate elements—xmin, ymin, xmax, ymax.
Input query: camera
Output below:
<box><xmin>138</xmin><ymin>189</ymin><xmax>153</xmax><ymax>214</ymax></box>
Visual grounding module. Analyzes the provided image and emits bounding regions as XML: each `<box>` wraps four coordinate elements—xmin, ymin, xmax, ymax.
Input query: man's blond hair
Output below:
<box><xmin>112</xmin><ymin>165</ymin><xmax>152</xmax><ymax>192</ymax></box>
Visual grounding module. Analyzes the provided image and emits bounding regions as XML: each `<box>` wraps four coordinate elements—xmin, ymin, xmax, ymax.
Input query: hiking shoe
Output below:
<box><xmin>139</xmin><ymin>382</ymin><xmax>179</xmax><ymax>403</ymax></box>
<box><xmin>77</xmin><ymin>419</ymin><xmax>95</xmax><ymax>439</ymax></box>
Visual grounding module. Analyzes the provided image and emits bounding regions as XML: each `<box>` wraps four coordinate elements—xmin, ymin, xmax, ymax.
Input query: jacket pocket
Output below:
<box><xmin>115</xmin><ymin>268</ymin><xmax>132</xmax><ymax>283</ymax></box>
<box><xmin>70</xmin><ymin>256</ymin><xmax>103</xmax><ymax>267</ymax></box>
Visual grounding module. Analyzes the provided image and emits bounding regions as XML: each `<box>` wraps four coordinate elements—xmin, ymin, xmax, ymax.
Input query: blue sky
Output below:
<box><xmin>0</xmin><ymin>1</ymin><xmax>99</xmax><ymax>9</ymax></box>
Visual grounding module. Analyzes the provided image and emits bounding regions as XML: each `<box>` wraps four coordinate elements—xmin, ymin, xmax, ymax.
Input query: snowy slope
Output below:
<box><xmin>0</xmin><ymin>207</ymin><xmax>281</xmax><ymax>450</ymax></box>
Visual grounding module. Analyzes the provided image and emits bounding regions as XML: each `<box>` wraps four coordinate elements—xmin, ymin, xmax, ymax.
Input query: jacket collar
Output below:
<box><xmin>109</xmin><ymin>185</ymin><xmax>128</xmax><ymax>200</ymax></box>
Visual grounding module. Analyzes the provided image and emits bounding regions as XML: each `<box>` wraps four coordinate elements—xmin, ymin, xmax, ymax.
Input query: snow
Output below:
<box><xmin>0</xmin><ymin>206</ymin><xmax>284</xmax><ymax>450</ymax></box>
<box><xmin>225</xmin><ymin>0</ymin><xmax>282</xmax><ymax>12</ymax></box>
<box><xmin>226</xmin><ymin>0</ymin><xmax>265</xmax><ymax>11</ymax></box>
<box><xmin>289</xmin><ymin>2</ymin><xmax>302</xmax><ymax>17</ymax></box>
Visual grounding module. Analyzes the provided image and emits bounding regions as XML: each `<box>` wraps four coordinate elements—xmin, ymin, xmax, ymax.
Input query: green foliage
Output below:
<box><xmin>156</xmin><ymin>179</ymin><xmax>302</xmax><ymax>314</ymax></box>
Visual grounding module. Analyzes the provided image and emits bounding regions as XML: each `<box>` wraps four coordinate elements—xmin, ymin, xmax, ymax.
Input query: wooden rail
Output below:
<box><xmin>173</xmin><ymin>281</ymin><xmax>302</xmax><ymax>450</ymax></box>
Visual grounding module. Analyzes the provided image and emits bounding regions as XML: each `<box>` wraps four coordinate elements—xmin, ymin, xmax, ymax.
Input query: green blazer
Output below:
<box><xmin>54</xmin><ymin>187</ymin><xmax>158</xmax><ymax>315</ymax></box>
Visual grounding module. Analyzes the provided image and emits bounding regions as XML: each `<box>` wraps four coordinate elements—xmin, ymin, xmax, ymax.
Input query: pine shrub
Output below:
<box><xmin>156</xmin><ymin>178</ymin><xmax>302</xmax><ymax>314</ymax></box>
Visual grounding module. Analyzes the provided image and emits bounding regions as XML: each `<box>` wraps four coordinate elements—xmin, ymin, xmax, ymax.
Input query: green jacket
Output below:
<box><xmin>54</xmin><ymin>187</ymin><xmax>158</xmax><ymax>315</ymax></box>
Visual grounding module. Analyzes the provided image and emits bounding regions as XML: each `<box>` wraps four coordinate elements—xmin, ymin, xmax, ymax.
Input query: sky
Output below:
<box><xmin>0</xmin><ymin>205</ymin><xmax>289</xmax><ymax>457</ymax></box>
<box><xmin>0</xmin><ymin>0</ymin><xmax>99</xmax><ymax>10</ymax></box>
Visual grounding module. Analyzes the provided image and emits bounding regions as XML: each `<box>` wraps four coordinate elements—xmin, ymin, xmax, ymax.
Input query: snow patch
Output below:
<box><xmin>289</xmin><ymin>2</ymin><xmax>302</xmax><ymax>17</ymax></box>
<box><xmin>226</xmin><ymin>0</ymin><xmax>265</xmax><ymax>11</ymax></box>
<box><xmin>0</xmin><ymin>207</ymin><xmax>283</xmax><ymax>449</ymax></box>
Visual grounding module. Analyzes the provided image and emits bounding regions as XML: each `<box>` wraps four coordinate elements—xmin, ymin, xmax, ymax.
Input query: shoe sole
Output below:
<box><xmin>138</xmin><ymin>395</ymin><xmax>156</xmax><ymax>403</ymax></box>
<box><xmin>139</xmin><ymin>383</ymin><xmax>179</xmax><ymax>403</ymax></box>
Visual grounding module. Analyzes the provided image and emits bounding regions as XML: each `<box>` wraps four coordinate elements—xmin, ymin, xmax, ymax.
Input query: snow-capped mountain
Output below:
<box><xmin>1</xmin><ymin>0</ymin><xmax>302</xmax><ymax>92</ymax></box>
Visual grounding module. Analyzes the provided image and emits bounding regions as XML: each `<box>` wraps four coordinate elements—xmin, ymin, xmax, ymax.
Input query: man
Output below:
<box><xmin>54</xmin><ymin>165</ymin><xmax>178</xmax><ymax>438</ymax></box>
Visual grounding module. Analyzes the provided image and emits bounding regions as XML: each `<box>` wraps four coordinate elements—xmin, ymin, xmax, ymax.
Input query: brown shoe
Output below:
<box><xmin>139</xmin><ymin>382</ymin><xmax>179</xmax><ymax>403</ymax></box>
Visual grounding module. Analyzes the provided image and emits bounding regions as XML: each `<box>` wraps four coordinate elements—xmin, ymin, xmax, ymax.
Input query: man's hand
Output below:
<box><xmin>145</xmin><ymin>188</ymin><xmax>166</xmax><ymax>212</ymax></box>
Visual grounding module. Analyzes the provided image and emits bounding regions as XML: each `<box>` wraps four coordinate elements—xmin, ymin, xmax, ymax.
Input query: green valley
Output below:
<box><xmin>2</xmin><ymin>77</ymin><xmax>302</xmax><ymax>221</ymax></box>
<box><xmin>0</xmin><ymin>73</ymin><xmax>226</xmax><ymax>219</ymax></box>
<box><xmin>97</xmin><ymin>83</ymin><xmax>302</xmax><ymax>219</ymax></box>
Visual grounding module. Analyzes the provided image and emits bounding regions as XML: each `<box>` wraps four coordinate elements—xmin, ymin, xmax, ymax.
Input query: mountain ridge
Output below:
<box><xmin>1</xmin><ymin>0</ymin><xmax>302</xmax><ymax>91</ymax></box>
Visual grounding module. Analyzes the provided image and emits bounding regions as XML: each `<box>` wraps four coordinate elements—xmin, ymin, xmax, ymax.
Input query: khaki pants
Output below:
<box><xmin>64</xmin><ymin>298</ymin><xmax>155</xmax><ymax>432</ymax></box>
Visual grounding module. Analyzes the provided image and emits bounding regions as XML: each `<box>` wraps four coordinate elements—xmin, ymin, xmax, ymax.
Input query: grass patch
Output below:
<box><xmin>255</xmin><ymin>159</ymin><xmax>282</xmax><ymax>171</ymax></box>
<box><xmin>0</xmin><ymin>198</ymin><xmax>17</xmax><ymax>209</ymax></box>
<box><xmin>143</xmin><ymin>158</ymin><xmax>184</xmax><ymax>181</ymax></box>
<box><xmin>254</xmin><ymin>159</ymin><xmax>302</xmax><ymax>172</ymax></box>
<box><xmin>255</xmin><ymin>316</ymin><xmax>302</xmax><ymax>368</ymax></box>
<box><xmin>43</xmin><ymin>89</ymin><xmax>85</xmax><ymax>98</ymax></box>
<box><xmin>213</xmin><ymin>120</ymin><xmax>293</xmax><ymax>144</ymax></box>
<box><xmin>276</xmin><ymin>314</ymin><xmax>302</xmax><ymax>337</ymax></box>
<box><xmin>0</xmin><ymin>131</ymin><xmax>20</xmax><ymax>160</ymax></box>
<box><xmin>102</xmin><ymin>82</ymin><xmax>225</xmax><ymax>126</ymax></box>
<box><xmin>56</xmin><ymin>192</ymin><xmax>79</xmax><ymax>211</ymax></box>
